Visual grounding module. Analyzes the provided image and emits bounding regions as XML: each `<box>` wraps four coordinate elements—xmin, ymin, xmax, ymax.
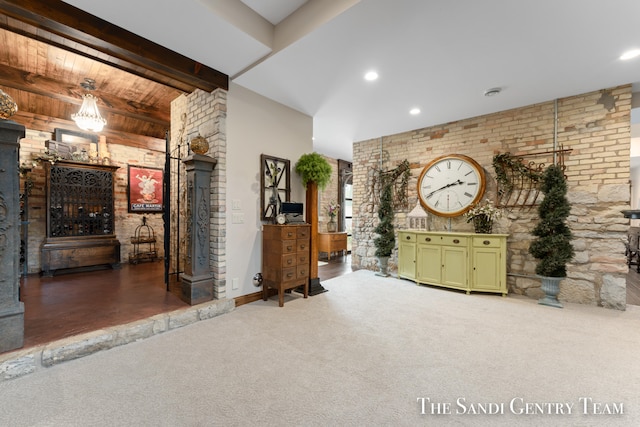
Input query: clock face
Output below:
<box><xmin>417</xmin><ymin>154</ymin><xmax>486</xmax><ymax>217</ymax></box>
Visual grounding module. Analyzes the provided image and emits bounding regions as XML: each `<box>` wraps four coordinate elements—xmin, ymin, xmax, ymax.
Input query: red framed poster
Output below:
<box><xmin>127</xmin><ymin>165</ymin><xmax>164</xmax><ymax>213</ymax></box>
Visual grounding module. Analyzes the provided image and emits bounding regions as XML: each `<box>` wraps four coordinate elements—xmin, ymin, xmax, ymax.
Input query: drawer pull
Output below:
<box><xmin>424</xmin><ymin>237</ymin><xmax>431</xmax><ymax>242</ymax></box>
<box><xmin>300</xmin><ymin>244</ymin><xmax>306</xmax><ymax>249</ymax></box>
<box><xmin>406</xmin><ymin>235</ymin><xmax>411</xmax><ymax>240</ymax></box>
<box><xmin>300</xmin><ymin>270</ymin><xmax>306</xmax><ymax>275</ymax></box>
<box><xmin>287</xmin><ymin>259</ymin><xmax>292</xmax><ymax>265</ymax></box>
<box><xmin>287</xmin><ymin>246</ymin><xmax>293</xmax><ymax>251</ymax></box>
<box><xmin>453</xmin><ymin>239</ymin><xmax>460</xmax><ymax>244</ymax></box>
<box><xmin>483</xmin><ymin>240</ymin><xmax>491</xmax><ymax>245</ymax></box>
<box><xmin>287</xmin><ymin>232</ymin><xmax>293</xmax><ymax>237</ymax></box>
<box><xmin>286</xmin><ymin>273</ymin><xmax>294</xmax><ymax>278</ymax></box>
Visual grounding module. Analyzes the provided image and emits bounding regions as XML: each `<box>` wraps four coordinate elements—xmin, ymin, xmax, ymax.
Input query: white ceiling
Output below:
<box><xmin>63</xmin><ymin>0</ymin><xmax>640</xmax><ymax>161</ymax></box>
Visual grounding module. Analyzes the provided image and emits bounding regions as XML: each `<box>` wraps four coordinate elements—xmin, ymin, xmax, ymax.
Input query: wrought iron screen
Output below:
<box><xmin>48</xmin><ymin>164</ymin><xmax>115</xmax><ymax>237</ymax></box>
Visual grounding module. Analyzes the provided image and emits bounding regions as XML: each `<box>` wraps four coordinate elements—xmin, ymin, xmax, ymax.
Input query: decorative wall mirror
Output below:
<box><xmin>260</xmin><ymin>154</ymin><xmax>291</xmax><ymax>221</ymax></box>
<box><xmin>48</xmin><ymin>128</ymin><xmax>99</xmax><ymax>161</ymax></box>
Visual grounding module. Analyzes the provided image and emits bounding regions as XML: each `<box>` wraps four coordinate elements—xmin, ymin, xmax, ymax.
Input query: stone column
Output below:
<box><xmin>180</xmin><ymin>153</ymin><xmax>217</xmax><ymax>305</ymax></box>
<box><xmin>0</xmin><ymin>120</ymin><xmax>25</xmax><ymax>352</ymax></box>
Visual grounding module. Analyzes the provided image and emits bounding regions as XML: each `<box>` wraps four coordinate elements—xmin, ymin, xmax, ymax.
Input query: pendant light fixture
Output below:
<box><xmin>72</xmin><ymin>78</ymin><xmax>106</xmax><ymax>132</ymax></box>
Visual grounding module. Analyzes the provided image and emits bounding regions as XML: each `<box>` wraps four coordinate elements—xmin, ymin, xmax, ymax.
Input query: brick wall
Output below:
<box><xmin>19</xmin><ymin>130</ymin><xmax>165</xmax><ymax>274</ymax></box>
<box><xmin>352</xmin><ymin>86</ymin><xmax>631</xmax><ymax>309</ymax></box>
<box><xmin>170</xmin><ymin>89</ymin><xmax>227</xmax><ymax>299</ymax></box>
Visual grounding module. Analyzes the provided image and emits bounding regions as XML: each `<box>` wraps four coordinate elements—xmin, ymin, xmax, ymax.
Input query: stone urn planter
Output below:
<box><xmin>538</xmin><ymin>275</ymin><xmax>564</xmax><ymax>308</ymax></box>
<box><xmin>375</xmin><ymin>256</ymin><xmax>390</xmax><ymax>277</ymax></box>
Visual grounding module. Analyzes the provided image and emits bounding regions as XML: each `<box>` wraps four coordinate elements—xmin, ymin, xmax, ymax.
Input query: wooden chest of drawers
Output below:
<box><xmin>262</xmin><ymin>224</ymin><xmax>310</xmax><ymax>307</ymax></box>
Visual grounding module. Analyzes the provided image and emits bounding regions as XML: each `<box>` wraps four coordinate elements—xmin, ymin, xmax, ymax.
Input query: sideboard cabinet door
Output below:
<box><xmin>398</xmin><ymin>231</ymin><xmax>416</xmax><ymax>280</ymax></box>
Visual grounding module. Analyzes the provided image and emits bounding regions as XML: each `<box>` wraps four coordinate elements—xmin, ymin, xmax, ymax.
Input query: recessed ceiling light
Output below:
<box><xmin>620</xmin><ymin>49</ymin><xmax>640</xmax><ymax>60</ymax></box>
<box><xmin>409</xmin><ymin>108</ymin><xmax>421</xmax><ymax>115</ymax></box>
<box><xmin>364</xmin><ymin>71</ymin><xmax>378</xmax><ymax>81</ymax></box>
<box><xmin>484</xmin><ymin>87</ymin><xmax>502</xmax><ymax>97</ymax></box>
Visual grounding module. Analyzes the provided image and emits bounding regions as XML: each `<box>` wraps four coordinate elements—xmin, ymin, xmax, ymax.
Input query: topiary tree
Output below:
<box><xmin>528</xmin><ymin>164</ymin><xmax>574</xmax><ymax>277</ymax></box>
<box><xmin>374</xmin><ymin>183</ymin><xmax>395</xmax><ymax>258</ymax></box>
<box><xmin>294</xmin><ymin>152</ymin><xmax>332</xmax><ymax>190</ymax></box>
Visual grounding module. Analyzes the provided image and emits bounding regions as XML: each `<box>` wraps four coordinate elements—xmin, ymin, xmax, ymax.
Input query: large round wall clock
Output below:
<box><xmin>417</xmin><ymin>154</ymin><xmax>486</xmax><ymax>217</ymax></box>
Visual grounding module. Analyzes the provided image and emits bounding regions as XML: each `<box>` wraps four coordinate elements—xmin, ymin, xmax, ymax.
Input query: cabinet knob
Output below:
<box><xmin>425</xmin><ymin>237</ymin><xmax>431</xmax><ymax>242</ymax></box>
<box><xmin>287</xmin><ymin>259</ymin><xmax>292</xmax><ymax>265</ymax></box>
<box><xmin>406</xmin><ymin>235</ymin><xmax>411</xmax><ymax>240</ymax></box>
<box><xmin>453</xmin><ymin>239</ymin><xmax>460</xmax><ymax>244</ymax></box>
<box><xmin>483</xmin><ymin>240</ymin><xmax>491</xmax><ymax>245</ymax></box>
<box><xmin>287</xmin><ymin>273</ymin><xmax>294</xmax><ymax>278</ymax></box>
<box><xmin>300</xmin><ymin>244</ymin><xmax>305</xmax><ymax>249</ymax></box>
<box><xmin>287</xmin><ymin>246</ymin><xmax>293</xmax><ymax>251</ymax></box>
<box><xmin>287</xmin><ymin>232</ymin><xmax>293</xmax><ymax>237</ymax></box>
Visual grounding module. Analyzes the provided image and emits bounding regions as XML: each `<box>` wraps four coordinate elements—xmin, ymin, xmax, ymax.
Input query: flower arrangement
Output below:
<box><xmin>465</xmin><ymin>199</ymin><xmax>501</xmax><ymax>233</ymax></box>
<box><xmin>31</xmin><ymin>148</ymin><xmax>64</xmax><ymax>165</ymax></box>
<box><xmin>327</xmin><ymin>201</ymin><xmax>340</xmax><ymax>219</ymax></box>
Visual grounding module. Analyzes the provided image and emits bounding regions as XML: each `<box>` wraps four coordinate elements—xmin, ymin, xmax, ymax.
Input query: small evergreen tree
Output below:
<box><xmin>529</xmin><ymin>164</ymin><xmax>574</xmax><ymax>277</ymax></box>
<box><xmin>374</xmin><ymin>183</ymin><xmax>395</xmax><ymax>257</ymax></box>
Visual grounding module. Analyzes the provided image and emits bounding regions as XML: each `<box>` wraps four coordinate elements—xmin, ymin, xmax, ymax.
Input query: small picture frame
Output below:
<box><xmin>127</xmin><ymin>165</ymin><xmax>164</xmax><ymax>213</ymax></box>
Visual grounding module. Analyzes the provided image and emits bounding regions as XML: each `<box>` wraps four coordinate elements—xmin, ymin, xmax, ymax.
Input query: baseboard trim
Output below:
<box><xmin>234</xmin><ymin>289</ymin><xmax>277</xmax><ymax>307</ymax></box>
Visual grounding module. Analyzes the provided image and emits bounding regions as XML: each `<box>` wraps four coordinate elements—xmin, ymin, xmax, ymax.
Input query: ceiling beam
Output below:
<box><xmin>15</xmin><ymin>110</ymin><xmax>165</xmax><ymax>152</ymax></box>
<box><xmin>0</xmin><ymin>64</ymin><xmax>170</xmax><ymax>126</ymax></box>
<box><xmin>0</xmin><ymin>0</ymin><xmax>229</xmax><ymax>93</ymax></box>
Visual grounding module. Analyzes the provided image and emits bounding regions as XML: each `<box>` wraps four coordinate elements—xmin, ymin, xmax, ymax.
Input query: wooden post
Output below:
<box><xmin>306</xmin><ymin>181</ymin><xmax>327</xmax><ymax>295</ymax></box>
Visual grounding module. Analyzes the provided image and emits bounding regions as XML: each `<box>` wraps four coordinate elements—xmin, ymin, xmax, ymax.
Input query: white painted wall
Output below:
<box><xmin>226</xmin><ymin>82</ymin><xmax>313</xmax><ymax>298</ymax></box>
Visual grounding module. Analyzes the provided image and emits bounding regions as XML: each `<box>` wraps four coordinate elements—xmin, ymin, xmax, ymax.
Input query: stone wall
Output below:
<box><xmin>352</xmin><ymin>85</ymin><xmax>631</xmax><ymax>309</ymax></box>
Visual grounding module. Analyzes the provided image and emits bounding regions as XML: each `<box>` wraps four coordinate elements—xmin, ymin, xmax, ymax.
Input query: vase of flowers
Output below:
<box><xmin>465</xmin><ymin>200</ymin><xmax>501</xmax><ymax>234</ymax></box>
<box><xmin>327</xmin><ymin>200</ymin><xmax>340</xmax><ymax>232</ymax></box>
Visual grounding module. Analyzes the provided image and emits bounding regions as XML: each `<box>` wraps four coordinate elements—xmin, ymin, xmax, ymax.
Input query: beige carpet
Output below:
<box><xmin>1</xmin><ymin>270</ymin><xmax>639</xmax><ymax>426</ymax></box>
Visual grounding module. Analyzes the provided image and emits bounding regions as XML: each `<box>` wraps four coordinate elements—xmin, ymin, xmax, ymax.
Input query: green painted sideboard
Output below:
<box><xmin>398</xmin><ymin>231</ymin><xmax>508</xmax><ymax>296</ymax></box>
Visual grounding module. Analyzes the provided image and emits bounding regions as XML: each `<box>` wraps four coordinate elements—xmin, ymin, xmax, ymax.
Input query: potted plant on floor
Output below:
<box><xmin>528</xmin><ymin>164</ymin><xmax>574</xmax><ymax>308</ymax></box>
<box><xmin>374</xmin><ymin>183</ymin><xmax>395</xmax><ymax>277</ymax></box>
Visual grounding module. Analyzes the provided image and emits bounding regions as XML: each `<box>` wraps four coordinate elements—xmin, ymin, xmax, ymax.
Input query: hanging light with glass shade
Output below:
<box><xmin>72</xmin><ymin>78</ymin><xmax>106</xmax><ymax>132</ymax></box>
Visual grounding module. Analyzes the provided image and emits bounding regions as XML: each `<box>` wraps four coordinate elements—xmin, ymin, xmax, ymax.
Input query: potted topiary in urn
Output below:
<box><xmin>528</xmin><ymin>164</ymin><xmax>574</xmax><ymax>308</ymax></box>
<box><xmin>374</xmin><ymin>183</ymin><xmax>395</xmax><ymax>277</ymax></box>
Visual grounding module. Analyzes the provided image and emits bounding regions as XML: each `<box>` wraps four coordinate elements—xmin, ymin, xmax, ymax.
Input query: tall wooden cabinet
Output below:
<box><xmin>398</xmin><ymin>231</ymin><xmax>508</xmax><ymax>296</ymax></box>
<box><xmin>41</xmin><ymin>161</ymin><xmax>121</xmax><ymax>276</ymax></box>
<box><xmin>262</xmin><ymin>224</ymin><xmax>310</xmax><ymax>307</ymax></box>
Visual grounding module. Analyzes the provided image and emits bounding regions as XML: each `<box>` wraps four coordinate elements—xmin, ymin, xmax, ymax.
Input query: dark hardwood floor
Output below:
<box><xmin>14</xmin><ymin>254</ymin><xmax>353</xmax><ymax>353</ymax></box>
<box><xmin>626</xmin><ymin>266</ymin><xmax>640</xmax><ymax>306</ymax></box>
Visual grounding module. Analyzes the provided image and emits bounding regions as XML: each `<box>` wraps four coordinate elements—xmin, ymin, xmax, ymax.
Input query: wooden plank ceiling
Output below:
<box><xmin>0</xmin><ymin>0</ymin><xmax>229</xmax><ymax>150</ymax></box>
